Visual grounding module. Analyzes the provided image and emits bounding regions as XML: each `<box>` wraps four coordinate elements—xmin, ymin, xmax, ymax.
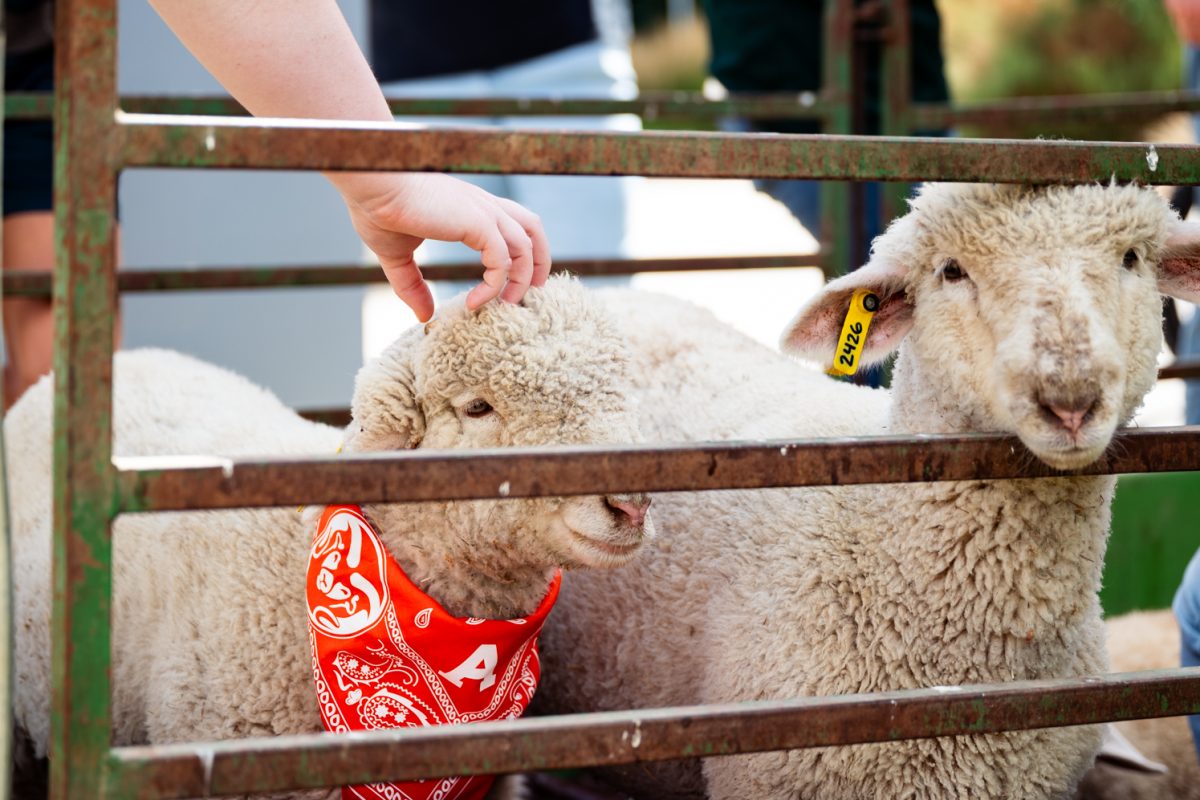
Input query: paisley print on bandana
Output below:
<box><xmin>307</xmin><ymin>505</ymin><xmax>561</xmax><ymax>800</ymax></box>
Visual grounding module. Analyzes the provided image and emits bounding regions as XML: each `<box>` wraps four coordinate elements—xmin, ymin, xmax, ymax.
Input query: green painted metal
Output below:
<box><xmin>1102</xmin><ymin>472</ymin><xmax>1200</xmax><ymax>616</ymax></box>
<box><xmin>821</xmin><ymin>0</ymin><xmax>854</xmax><ymax>277</ymax></box>
<box><xmin>15</xmin><ymin>87</ymin><xmax>1200</xmax><ymax>126</ymax></box>
<box><xmin>879</xmin><ymin>0</ymin><xmax>914</xmax><ymax>227</ymax></box>
<box><xmin>96</xmin><ymin>669</ymin><xmax>1200</xmax><ymax>798</ymax></box>
<box><xmin>6</xmin><ymin>90</ymin><xmax>835</xmax><ymax>121</ymax></box>
<box><xmin>114</xmin><ymin>115</ymin><xmax>1200</xmax><ymax>185</ymax></box>
<box><xmin>50</xmin><ymin>0</ymin><xmax>120</xmax><ymax>798</ymax></box>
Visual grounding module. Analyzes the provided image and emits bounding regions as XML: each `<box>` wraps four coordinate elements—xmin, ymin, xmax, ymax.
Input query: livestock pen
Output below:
<box><xmin>4</xmin><ymin>0</ymin><xmax>1200</xmax><ymax>797</ymax></box>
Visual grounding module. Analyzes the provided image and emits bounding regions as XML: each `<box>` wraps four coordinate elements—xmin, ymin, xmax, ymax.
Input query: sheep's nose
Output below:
<box><xmin>605</xmin><ymin>493</ymin><xmax>652</xmax><ymax>528</ymax></box>
<box><xmin>1039</xmin><ymin>395</ymin><xmax>1099</xmax><ymax>436</ymax></box>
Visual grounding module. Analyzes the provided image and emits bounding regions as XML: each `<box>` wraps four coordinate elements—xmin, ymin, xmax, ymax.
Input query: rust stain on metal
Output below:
<box><xmin>113</xmin><ymin>428</ymin><xmax>1200</xmax><ymax>513</ymax></box>
<box><xmin>102</xmin><ymin>669</ymin><xmax>1200</xmax><ymax>798</ymax></box>
<box><xmin>0</xmin><ymin>254</ymin><xmax>822</xmax><ymax>298</ymax></box>
<box><xmin>114</xmin><ymin>116</ymin><xmax>1200</xmax><ymax>185</ymax></box>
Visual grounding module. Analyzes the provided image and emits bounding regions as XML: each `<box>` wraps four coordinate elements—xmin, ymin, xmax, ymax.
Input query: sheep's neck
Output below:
<box><xmin>362</xmin><ymin>505</ymin><xmax>557</xmax><ymax>621</ymax></box>
<box><xmin>863</xmin><ymin>474</ymin><xmax>1112</xmax><ymax>686</ymax></box>
<box><xmin>865</xmin><ymin>347</ymin><xmax>1113</xmax><ymax>684</ymax></box>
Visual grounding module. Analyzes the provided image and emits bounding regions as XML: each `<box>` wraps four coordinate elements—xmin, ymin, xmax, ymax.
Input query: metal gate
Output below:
<box><xmin>6</xmin><ymin>0</ymin><xmax>1200</xmax><ymax>796</ymax></box>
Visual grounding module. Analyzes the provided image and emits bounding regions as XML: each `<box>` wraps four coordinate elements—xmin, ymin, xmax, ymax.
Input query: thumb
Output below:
<box><xmin>379</xmin><ymin>254</ymin><xmax>435</xmax><ymax>323</ymax></box>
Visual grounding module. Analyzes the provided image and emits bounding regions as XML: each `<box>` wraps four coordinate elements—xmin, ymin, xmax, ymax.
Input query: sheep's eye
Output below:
<box><xmin>941</xmin><ymin>258</ymin><xmax>967</xmax><ymax>282</ymax></box>
<box><xmin>1122</xmin><ymin>249</ymin><xmax>1139</xmax><ymax>270</ymax></box>
<box><xmin>462</xmin><ymin>398</ymin><xmax>493</xmax><ymax>418</ymax></box>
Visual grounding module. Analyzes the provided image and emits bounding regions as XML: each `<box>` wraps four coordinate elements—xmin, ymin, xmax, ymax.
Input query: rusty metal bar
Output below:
<box><xmin>102</xmin><ymin>668</ymin><xmax>1200</xmax><ymax>799</ymax></box>
<box><xmin>13</xmin><ymin>89</ymin><xmax>1200</xmax><ymax>127</ymax></box>
<box><xmin>5</xmin><ymin>90</ymin><xmax>834</xmax><ymax>121</ymax></box>
<box><xmin>914</xmin><ymin>89</ymin><xmax>1200</xmax><ymax>130</ymax></box>
<box><xmin>1157</xmin><ymin>358</ymin><xmax>1200</xmax><ymax>380</ymax></box>
<box><xmin>114</xmin><ymin>427</ymin><xmax>1200</xmax><ymax>513</ymax></box>
<box><xmin>51</xmin><ymin>0</ymin><xmax>120</xmax><ymax>797</ymax></box>
<box><xmin>296</xmin><ymin>407</ymin><xmax>352</xmax><ymax>427</ymax></box>
<box><xmin>0</xmin><ymin>254</ymin><xmax>822</xmax><ymax>297</ymax></box>
<box><xmin>115</xmin><ymin>115</ymin><xmax>1200</xmax><ymax>186</ymax></box>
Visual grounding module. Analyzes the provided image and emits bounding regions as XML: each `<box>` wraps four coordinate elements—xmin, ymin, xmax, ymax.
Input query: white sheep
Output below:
<box><xmin>7</xmin><ymin>277</ymin><xmax>653</xmax><ymax>796</ymax></box>
<box><xmin>538</xmin><ymin>183</ymin><xmax>1200</xmax><ymax>799</ymax></box>
<box><xmin>1077</xmin><ymin>609</ymin><xmax>1200</xmax><ymax>800</ymax></box>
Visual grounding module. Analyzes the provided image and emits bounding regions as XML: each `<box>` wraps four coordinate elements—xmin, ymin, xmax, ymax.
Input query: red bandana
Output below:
<box><xmin>306</xmin><ymin>504</ymin><xmax>561</xmax><ymax>800</ymax></box>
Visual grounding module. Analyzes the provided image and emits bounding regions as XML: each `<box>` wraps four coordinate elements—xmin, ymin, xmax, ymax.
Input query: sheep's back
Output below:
<box><xmin>9</xmin><ymin>349</ymin><xmax>343</xmax><ymax>755</ymax></box>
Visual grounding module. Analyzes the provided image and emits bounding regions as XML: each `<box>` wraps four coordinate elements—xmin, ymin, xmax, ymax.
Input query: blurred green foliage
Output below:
<box><xmin>948</xmin><ymin>0</ymin><xmax>1183</xmax><ymax>140</ymax></box>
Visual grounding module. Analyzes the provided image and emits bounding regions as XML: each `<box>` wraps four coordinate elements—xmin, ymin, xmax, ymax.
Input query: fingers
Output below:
<box><xmin>462</xmin><ymin>197</ymin><xmax>547</xmax><ymax>310</ymax></box>
<box><xmin>498</xmin><ymin>198</ymin><xmax>551</xmax><ymax>289</ymax></box>
<box><xmin>463</xmin><ymin>216</ymin><xmax>512</xmax><ymax>311</ymax></box>
<box><xmin>497</xmin><ymin>213</ymin><xmax>535</xmax><ymax>305</ymax></box>
<box><xmin>379</xmin><ymin>255</ymin><xmax>435</xmax><ymax>323</ymax></box>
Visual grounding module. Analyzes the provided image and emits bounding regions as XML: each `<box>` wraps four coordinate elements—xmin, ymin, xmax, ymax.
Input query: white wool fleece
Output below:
<box><xmin>8</xmin><ymin>277</ymin><xmax>649</xmax><ymax>791</ymax></box>
<box><xmin>538</xmin><ymin>184</ymin><xmax>1200</xmax><ymax>800</ymax></box>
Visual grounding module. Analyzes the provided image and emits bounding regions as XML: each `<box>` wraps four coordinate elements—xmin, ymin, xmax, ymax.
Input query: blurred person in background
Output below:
<box><xmin>3</xmin><ymin>0</ymin><xmax>558</xmax><ymax>410</ymax></box>
<box><xmin>701</xmin><ymin>0</ymin><xmax>948</xmax><ymax>387</ymax></box>
<box><xmin>3</xmin><ymin>0</ymin><xmax>85</xmax><ymax>410</ymax></box>
<box><xmin>701</xmin><ymin>0</ymin><xmax>949</xmax><ymax>255</ymax></box>
<box><xmin>371</xmin><ymin>0</ymin><xmax>640</xmax><ymax>295</ymax></box>
<box><xmin>1166</xmin><ymin>0</ymin><xmax>1200</xmax><ymax>427</ymax></box>
<box><xmin>1164</xmin><ymin>0</ymin><xmax>1200</xmax><ymax>766</ymax></box>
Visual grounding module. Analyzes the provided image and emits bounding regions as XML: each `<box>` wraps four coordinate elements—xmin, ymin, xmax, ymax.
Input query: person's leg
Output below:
<box><xmin>3</xmin><ymin>211</ymin><xmax>55</xmax><ymax>407</ymax></box>
<box><xmin>1184</xmin><ymin>45</ymin><xmax>1200</xmax><ymax>424</ymax></box>
<box><xmin>1174</xmin><ymin>548</ymin><xmax>1200</xmax><ymax>761</ymax></box>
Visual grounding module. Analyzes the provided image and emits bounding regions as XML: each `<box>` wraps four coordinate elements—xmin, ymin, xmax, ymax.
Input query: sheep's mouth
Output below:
<box><xmin>566</xmin><ymin>528</ymin><xmax>644</xmax><ymax>560</ymax></box>
<box><xmin>1017</xmin><ymin>425</ymin><xmax>1115</xmax><ymax>470</ymax></box>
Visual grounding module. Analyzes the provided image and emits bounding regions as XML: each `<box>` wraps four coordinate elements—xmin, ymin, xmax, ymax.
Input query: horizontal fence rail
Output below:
<box><xmin>15</xmin><ymin>90</ymin><xmax>1200</xmax><ymax>127</ymax></box>
<box><xmin>114</xmin><ymin>427</ymin><xmax>1200</xmax><ymax>512</ymax></box>
<box><xmin>0</xmin><ymin>254</ymin><xmax>821</xmax><ymax>297</ymax></box>
<box><xmin>1154</xmin><ymin>357</ymin><xmax>1200</xmax><ymax>380</ymax></box>
<box><xmin>6</xmin><ymin>91</ymin><xmax>832</xmax><ymax>121</ymax></box>
<box><xmin>104</xmin><ymin>668</ymin><xmax>1200</xmax><ymax>799</ymax></box>
<box><xmin>912</xmin><ymin>87</ymin><xmax>1200</xmax><ymax>129</ymax></box>
<box><xmin>116</xmin><ymin>115</ymin><xmax>1200</xmax><ymax>185</ymax></box>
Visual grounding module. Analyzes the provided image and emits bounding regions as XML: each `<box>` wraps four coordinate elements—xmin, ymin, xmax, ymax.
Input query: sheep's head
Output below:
<box><xmin>782</xmin><ymin>183</ymin><xmax>1200</xmax><ymax>470</ymax></box>
<box><xmin>342</xmin><ymin>276</ymin><xmax>652</xmax><ymax>595</ymax></box>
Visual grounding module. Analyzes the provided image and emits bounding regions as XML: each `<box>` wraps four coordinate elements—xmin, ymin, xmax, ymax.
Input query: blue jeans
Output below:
<box><xmin>1183</xmin><ymin>46</ymin><xmax>1200</xmax><ymax>424</ymax></box>
<box><xmin>1174</xmin><ymin>548</ymin><xmax>1200</xmax><ymax>761</ymax></box>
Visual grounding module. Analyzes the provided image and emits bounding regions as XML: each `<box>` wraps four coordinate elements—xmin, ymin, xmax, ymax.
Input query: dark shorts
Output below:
<box><xmin>4</xmin><ymin>44</ymin><xmax>55</xmax><ymax>216</ymax></box>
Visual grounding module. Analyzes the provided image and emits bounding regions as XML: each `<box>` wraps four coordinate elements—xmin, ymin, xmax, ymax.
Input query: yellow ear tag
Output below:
<box><xmin>826</xmin><ymin>288</ymin><xmax>880</xmax><ymax>377</ymax></box>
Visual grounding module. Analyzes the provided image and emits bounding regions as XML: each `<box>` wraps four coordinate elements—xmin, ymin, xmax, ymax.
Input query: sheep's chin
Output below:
<box><xmin>1013</xmin><ymin>417</ymin><xmax>1117</xmax><ymax>471</ymax></box>
<box><xmin>554</xmin><ymin>499</ymin><xmax>653</xmax><ymax>569</ymax></box>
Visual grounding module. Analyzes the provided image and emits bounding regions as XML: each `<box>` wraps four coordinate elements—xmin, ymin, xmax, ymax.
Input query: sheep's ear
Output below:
<box><xmin>341</xmin><ymin>326</ymin><xmax>426</xmax><ymax>452</ymax></box>
<box><xmin>1159</xmin><ymin>219</ymin><xmax>1200</xmax><ymax>302</ymax></box>
<box><xmin>780</xmin><ymin>253</ymin><xmax>913</xmax><ymax>367</ymax></box>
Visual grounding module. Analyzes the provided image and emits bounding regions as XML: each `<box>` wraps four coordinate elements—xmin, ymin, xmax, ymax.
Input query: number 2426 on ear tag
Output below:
<box><xmin>827</xmin><ymin>289</ymin><xmax>880</xmax><ymax>377</ymax></box>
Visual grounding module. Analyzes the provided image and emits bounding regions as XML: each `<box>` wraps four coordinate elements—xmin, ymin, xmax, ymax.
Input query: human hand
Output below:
<box><xmin>334</xmin><ymin>172</ymin><xmax>552</xmax><ymax>322</ymax></box>
<box><xmin>1167</xmin><ymin>0</ymin><xmax>1200</xmax><ymax>44</ymax></box>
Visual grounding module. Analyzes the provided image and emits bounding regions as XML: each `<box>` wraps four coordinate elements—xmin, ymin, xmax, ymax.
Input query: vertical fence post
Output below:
<box><xmin>879</xmin><ymin>0</ymin><xmax>912</xmax><ymax>226</ymax></box>
<box><xmin>50</xmin><ymin>0</ymin><xmax>119</xmax><ymax>796</ymax></box>
<box><xmin>821</xmin><ymin>0</ymin><xmax>854</xmax><ymax>278</ymax></box>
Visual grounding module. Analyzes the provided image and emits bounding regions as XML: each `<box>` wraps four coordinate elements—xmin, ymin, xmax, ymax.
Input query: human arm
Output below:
<box><xmin>147</xmin><ymin>0</ymin><xmax>550</xmax><ymax>321</ymax></box>
<box><xmin>1167</xmin><ymin>0</ymin><xmax>1200</xmax><ymax>44</ymax></box>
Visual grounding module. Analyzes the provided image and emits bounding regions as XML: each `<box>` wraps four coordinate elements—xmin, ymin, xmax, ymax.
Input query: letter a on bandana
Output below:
<box><xmin>306</xmin><ymin>504</ymin><xmax>561</xmax><ymax>800</ymax></box>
